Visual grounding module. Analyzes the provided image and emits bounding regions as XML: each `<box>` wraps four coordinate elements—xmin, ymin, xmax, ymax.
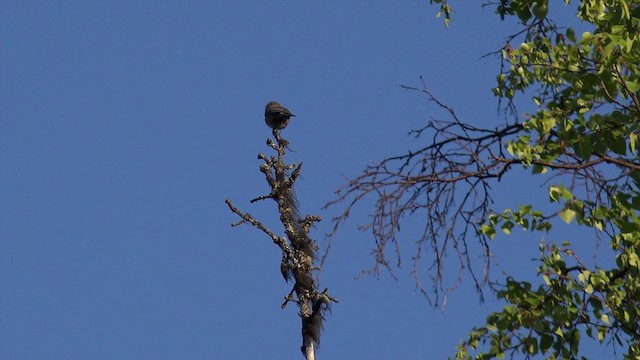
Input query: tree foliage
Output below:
<box><xmin>328</xmin><ymin>0</ymin><xmax>640</xmax><ymax>358</ymax></box>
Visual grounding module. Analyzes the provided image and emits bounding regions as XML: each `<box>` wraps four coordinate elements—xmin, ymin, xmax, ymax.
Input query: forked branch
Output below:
<box><xmin>324</xmin><ymin>81</ymin><xmax>635</xmax><ymax>307</ymax></box>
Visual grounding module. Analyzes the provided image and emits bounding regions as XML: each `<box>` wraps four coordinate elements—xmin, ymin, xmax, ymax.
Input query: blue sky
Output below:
<box><xmin>0</xmin><ymin>1</ymin><xmax>613</xmax><ymax>359</ymax></box>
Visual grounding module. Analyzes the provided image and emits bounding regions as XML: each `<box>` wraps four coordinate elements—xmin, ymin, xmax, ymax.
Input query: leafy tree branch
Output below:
<box><xmin>327</xmin><ymin>0</ymin><xmax>640</xmax><ymax>358</ymax></box>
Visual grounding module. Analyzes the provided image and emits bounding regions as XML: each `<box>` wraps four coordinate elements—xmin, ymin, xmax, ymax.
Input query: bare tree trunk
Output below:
<box><xmin>304</xmin><ymin>341</ymin><xmax>315</xmax><ymax>360</ymax></box>
<box><xmin>226</xmin><ymin>129</ymin><xmax>337</xmax><ymax>359</ymax></box>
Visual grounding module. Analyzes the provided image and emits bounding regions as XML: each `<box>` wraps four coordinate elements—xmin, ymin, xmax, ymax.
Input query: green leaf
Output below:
<box><xmin>627</xmin><ymin>80</ymin><xmax>640</xmax><ymax>93</ymax></box>
<box><xmin>578</xmin><ymin>272</ymin><xmax>586</xmax><ymax>283</ymax></box>
<box><xmin>566</xmin><ymin>27</ymin><xmax>576</xmax><ymax>42</ymax></box>
<box><xmin>570</xmin><ymin>329</ymin><xmax>580</xmax><ymax>355</ymax></box>
<box><xmin>540</xmin><ymin>334</ymin><xmax>554</xmax><ymax>352</ymax></box>
<box><xmin>560</xmin><ymin>208</ymin><xmax>576</xmax><ymax>224</ymax></box>
<box><xmin>501</xmin><ymin>221</ymin><xmax>514</xmax><ymax>235</ymax></box>
<box><xmin>584</xmin><ymin>284</ymin><xmax>594</xmax><ymax>294</ymax></box>
<box><xmin>629</xmin><ymin>252</ymin><xmax>639</xmax><ymax>267</ymax></box>
<box><xmin>549</xmin><ymin>186</ymin><xmax>561</xmax><ymax>202</ymax></box>
<box><xmin>480</xmin><ymin>224</ymin><xmax>497</xmax><ymax>239</ymax></box>
<box><xmin>526</xmin><ymin>336</ymin><xmax>538</xmax><ymax>355</ymax></box>
<box><xmin>607</xmin><ymin>132</ymin><xmax>627</xmax><ymax>155</ymax></box>
<box><xmin>555</xmin><ymin>327</ymin><xmax>564</xmax><ymax>337</ymax></box>
<box><xmin>574</xmin><ymin>135</ymin><xmax>594</xmax><ymax>159</ymax></box>
<box><xmin>532</xmin><ymin>164</ymin><xmax>547</xmax><ymax>174</ymax></box>
<box><xmin>532</xmin><ymin>0</ymin><xmax>548</xmax><ymax>20</ymax></box>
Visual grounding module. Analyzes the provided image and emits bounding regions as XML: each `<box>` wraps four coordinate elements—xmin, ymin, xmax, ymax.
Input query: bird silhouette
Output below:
<box><xmin>265</xmin><ymin>101</ymin><xmax>295</xmax><ymax>129</ymax></box>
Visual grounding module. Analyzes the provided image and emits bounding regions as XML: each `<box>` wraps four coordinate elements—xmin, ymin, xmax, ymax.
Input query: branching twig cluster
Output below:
<box><xmin>324</xmin><ymin>79</ymin><xmax>638</xmax><ymax>308</ymax></box>
<box><xmin>226</xmin><ymin>129</ymin><xmax>337</xmax><ymax>360</ymax></box>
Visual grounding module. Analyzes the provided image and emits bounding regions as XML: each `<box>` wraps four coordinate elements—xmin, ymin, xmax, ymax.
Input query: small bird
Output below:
<box><xmin>265</xmin><ymin>101</ymin><xmax>295</xmax><ymax>129</ymax></box>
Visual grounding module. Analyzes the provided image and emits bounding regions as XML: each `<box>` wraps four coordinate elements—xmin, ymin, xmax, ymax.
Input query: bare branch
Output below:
<box><xmin>324</xmin><ymin>82</ymin><xmax>637</xmax><ymax>308</ymax></box>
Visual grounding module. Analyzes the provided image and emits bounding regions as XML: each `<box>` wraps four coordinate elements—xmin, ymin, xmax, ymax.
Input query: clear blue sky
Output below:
<box><xmin>0</xmin><ymin>1</ymin><xmax>611</xmax><ymax>359</ymax></box>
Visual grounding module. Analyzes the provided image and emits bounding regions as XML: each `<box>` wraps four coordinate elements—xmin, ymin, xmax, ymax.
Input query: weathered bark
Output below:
<box><xmin>226</xmin><ymin>129</ymin><xmax>337</xmax><ymax>359</ymax></box>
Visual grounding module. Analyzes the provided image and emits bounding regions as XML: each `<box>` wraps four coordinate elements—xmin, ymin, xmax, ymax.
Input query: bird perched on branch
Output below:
<box><xmin>265</xmin><ymin>101</ymin><xmax>295</xmax><ymax>129</ymax></box>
